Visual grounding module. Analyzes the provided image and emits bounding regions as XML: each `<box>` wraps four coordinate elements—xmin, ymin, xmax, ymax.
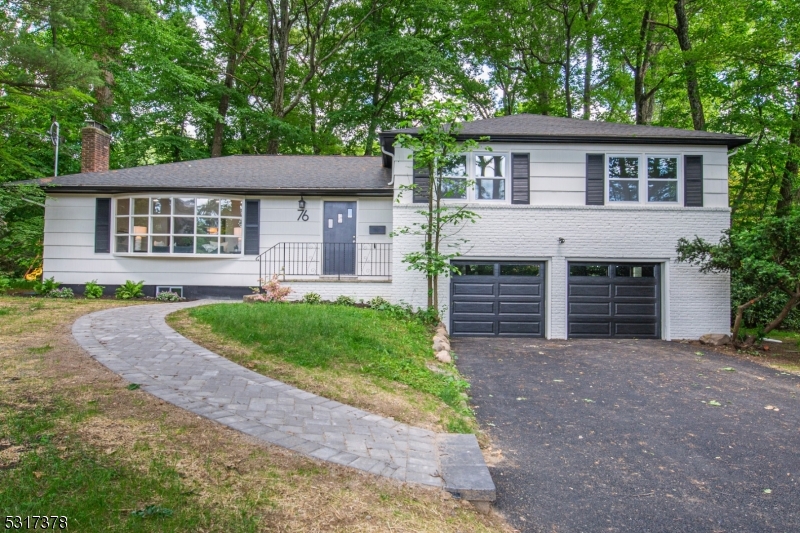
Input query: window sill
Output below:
<box><xmin>112</xmin><ymin>253</ymin><xmax>244</xmax><ymax>259</ymax></box>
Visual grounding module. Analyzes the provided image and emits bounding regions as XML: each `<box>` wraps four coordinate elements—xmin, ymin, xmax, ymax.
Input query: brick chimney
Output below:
<box><xmin>81</xmin><ymin>121</ymin><xmax>111</xmax><ymax>173</ymax></box>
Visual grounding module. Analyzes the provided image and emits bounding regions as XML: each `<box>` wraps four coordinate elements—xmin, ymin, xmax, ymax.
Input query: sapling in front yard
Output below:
<box><xmin>393</xmin><ymin>82</ymin><xmax>488</xmax><ymax>312</ymax></box>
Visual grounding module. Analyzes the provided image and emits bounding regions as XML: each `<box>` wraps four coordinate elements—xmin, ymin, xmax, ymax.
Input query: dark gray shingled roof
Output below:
<box><xmin>17</xmin><ymin>155</ymin><xmax>392</xmax><ymax>195</ymax></box>
<box><xmin>381</xmin><ymin>113</ymin><xmax>750</xmax><ymax>149</ymax></box>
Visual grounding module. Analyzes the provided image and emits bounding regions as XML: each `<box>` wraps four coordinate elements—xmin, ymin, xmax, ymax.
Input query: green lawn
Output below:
<box><xmin>0</xmin><ymin>296</ymin><xmax>511</xmax><ymax>533</ymax></box>
<box><xmin>184</xmin><ymin>302</ymin><xmax>474</xmax><ymax>433</ymax></box>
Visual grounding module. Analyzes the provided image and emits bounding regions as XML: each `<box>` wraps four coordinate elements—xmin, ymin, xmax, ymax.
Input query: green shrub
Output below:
<box><xmin>415</xmin><ymin>305</ymin><xmax>441</xmax><ymax>326</ymax></box>
<box><xmin>366</xmin><ymin>296</ymin><xmax>390</xmax><ymax>308</ymax></box>
<box><xmin>47</xmin><ymin>287</ymin><xmax>74</xmax><ymax>299</ymax></box>
<box><xmin>115</xmin><ymin>280</ymin><xmax>145</xmax><ymax>300</ymax></box>
<box><xmin>34</xmin><ymin>277</ymin><xmax>60</xmax><ymax>296</ymax></box>
<box><xmin>83</xmin><ymin>280</ymin><xmax>105</xmax><ymax>299</ymax></box>
<box><xmin>156</xmin><ymin>291</ymin><xmax>183</xmax><ymax>302</ymax></box>
<box><xmin>302</xmin><ymin>292</ymin><xmax>322</xmax><ymax>305</ymax></box>
<box><xmin>0</xmin><ymin>277</ymin><xmax>10</xmax><ymax>294</ymax></box>
<box><xmin>334</xmin><ymin>295</ymin><xmax>356</xmax><ymax>306</ymax></box>
<box><xmin>365</xmin><ymin>298</ymin><xmax>441</xmax><ymax>326</ymax></box>
<box><xmin>732</xmin><ymin>275</ymin><xmax>800</xmax><ymax>331</ymax></box>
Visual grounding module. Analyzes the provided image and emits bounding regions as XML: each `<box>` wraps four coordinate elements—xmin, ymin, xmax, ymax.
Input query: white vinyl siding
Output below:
<box><xmin>393</xmin><ymin>143</ymin><xmax>729</xmax><ymax>208</ymax></box>
<box><xmin>43</xmin><ymin>195</ymin><xmax>392</xmax><ymax>287</ymax></box>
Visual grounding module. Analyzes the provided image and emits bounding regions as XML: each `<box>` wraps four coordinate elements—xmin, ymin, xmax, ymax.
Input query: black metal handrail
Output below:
<box><xmin>256</xmin><ymin>242</ymin><xmax>392</xmax><ymax>283</ymax></box>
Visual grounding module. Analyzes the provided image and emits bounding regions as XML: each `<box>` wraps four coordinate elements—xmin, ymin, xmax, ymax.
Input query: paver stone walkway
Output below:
<box><xmin>72</xmin><ymin>301</ymin><xmax>494</xmax><ymax>500</ymax></box>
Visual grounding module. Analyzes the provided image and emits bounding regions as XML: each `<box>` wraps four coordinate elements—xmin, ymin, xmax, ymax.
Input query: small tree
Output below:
<box><xmin>393</xmin><ymin>82</ymin><xmax>486</xmax><ymax>311</ymax></box>
<box><xmin>676</xmin><ymin>210</ymin><xmax>800</xmax><ymax>345</ymax></box>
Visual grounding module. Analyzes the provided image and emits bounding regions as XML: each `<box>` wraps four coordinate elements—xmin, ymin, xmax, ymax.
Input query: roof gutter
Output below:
<box><xmin>30</xmin><ymin>185</ymin><xmax>394</xmax><ymax>197</ymax></box>
<box><xmin>380</xmin><ymin>132</ymin><xmax>752</xmax><ymax>150</ymax></box>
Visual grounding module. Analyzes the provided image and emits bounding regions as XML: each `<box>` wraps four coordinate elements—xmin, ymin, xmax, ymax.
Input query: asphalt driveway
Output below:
<box><xmin>453</xmin><ymin>338</ymin><xmax>800</xmax><ymax>533</ymax></box>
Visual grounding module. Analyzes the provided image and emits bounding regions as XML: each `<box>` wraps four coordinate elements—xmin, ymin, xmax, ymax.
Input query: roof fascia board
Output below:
<box><xmin>38</xmin><ymin>186</ymin><xmax>393</xmax><ymax>196</ymax></box>
<box><xmin>379</xmin><ymin>132</ymin><xmax>751</xmax><ymax>149</ymax></box>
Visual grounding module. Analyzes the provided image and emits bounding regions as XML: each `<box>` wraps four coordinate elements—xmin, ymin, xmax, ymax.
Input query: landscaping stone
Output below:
<box><xmin>436</xmin><ymin>350</ymin><xmax>452</xmax><ymax>363</ymax></box>
<box><xmin>433</xmin><ymin>336</ymin><xmax>450</xmax><ymax>352</ymax></box>
<box><xmin>699</xmin><ymin>333</ymin><xmax>731</xmax><ymax>346</ymax></box>
<box><xmin>71</xmin><ymin>301</ymin><xmax>494</xmax><ymax>505</ymax></box>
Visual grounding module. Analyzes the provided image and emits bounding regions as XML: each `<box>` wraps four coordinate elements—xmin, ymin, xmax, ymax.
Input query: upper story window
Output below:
<box><xmin>607</xmin><ymin>155</ymin><xmax>680</xmax><ymax>204</ymax></box>
<box><xmin>412</xmin><ymin>152</ymin><xmax>511</xmax><ymax>203</ymax></box>
<box><xmin>440</xmin><ymin>155</ymin><xmax>468</xmax><ymax>199</ymax></box>
<box><xmin>647</xmin><ymin>156</ymin><xmax>678</xmax><ymax>202</ymax></box>
<box><xmin>475</xmin><ymin>154</ymin><xmax>506</xmax><ymax>200</ymax></box>
<box><xmin>114</xmin><ymin>196</ymin><xmax>243</xmax><ymax>255</ymax></box>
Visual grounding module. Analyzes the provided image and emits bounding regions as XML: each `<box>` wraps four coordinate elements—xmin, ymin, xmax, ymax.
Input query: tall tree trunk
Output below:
<box><xmin>563</xmin><ymin>19</ymin><xmax>573</xmax><ymax>118</ymax></box>
<box><xmin>310</xmin><ymin>88</ymin><xmax>320</xmax><ymax>155</ymax></box>
<box><xmin>211</xmin><ymin>53</ymin><xmax>237</xmax><ymax>158</ymax></box>
<box><xmin>267</xmin><ymin>0</ymin><xmax>291</xmax><ymax>154</ymax></box>
<box><xmin>581</xmin><ymin>1</ymin><xmax>597</xmax><ymax>119</ymax></box>
<box><xmin>673</xmin><ymin>0</ymin><xmax>705</xmax><ymax>130</ymax></box>
<box><xmin>363</xmin><ymin>64</ymin><xmax>383</xmax><ymax>156</ymax></box>
<box><xmin>633</xmin><ymin>11</ymin><xmax>657</xmax><ymax>125</ymax></box>
<box><xmin>776</xmin><ymin>63</ymin><xmax>800</xmax><ymax>216</ymax></box>
<box><xmin>582</xmin><ymin>33</ymin><xmax>593</xmax><ymax>119</ymax></box>
<box><xmin>93</xmin><ymin>0</ymin><xmax>115</xmax><ymax>124</ymax></box>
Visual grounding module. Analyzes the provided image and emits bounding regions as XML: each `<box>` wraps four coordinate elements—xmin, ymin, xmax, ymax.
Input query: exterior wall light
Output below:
<box><xmin>558</xmin><ymin>237</ymin><xmax>566</xmax><ymax>244</ymax></box>
<box><xmin>298</xmin><ymin>196</ymin><xmax>306</xmax><ymax>210</ymax></box>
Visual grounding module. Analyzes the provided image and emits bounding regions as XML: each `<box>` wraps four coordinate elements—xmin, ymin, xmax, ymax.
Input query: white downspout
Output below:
<box><xmin>381</xmin><ymin>146</ymin><xmax>395</xmax><ymax>186</ymax></box>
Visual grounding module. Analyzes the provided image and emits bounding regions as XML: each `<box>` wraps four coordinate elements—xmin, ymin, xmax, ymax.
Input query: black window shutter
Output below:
<box><xmin>244</xmin><ymin>199</ymin><xmax>260</xmax><ymax>255</ymax></box>
<box><xmin>684</xmin><ymin>155</ymin><xmax>704</xmax><ymax>207</ymax></box>
<box><xmin>412</xmin><ymin>169</ymin><xmax>430</xmax><ymax>203</ymax></box>
<box><xmin>94</xmin><ymin>198</ymin><xmax>111</xmax><ymax>253</ymax></box>
<box><xmin>511</xmin><ymin>153</ymin><xmax>530</xmax><ymax>204</ymax></box>
<box><xmin>586</xmin><ymin>154</ymin><xmax>605</xmax><ymax>205</ymax></box>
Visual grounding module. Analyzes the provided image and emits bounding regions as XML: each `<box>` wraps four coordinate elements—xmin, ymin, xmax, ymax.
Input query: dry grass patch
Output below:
<box><xmin>0</xmin><ymin>296</ymin><xmax>512</xmax><ymax>532</ymax></box>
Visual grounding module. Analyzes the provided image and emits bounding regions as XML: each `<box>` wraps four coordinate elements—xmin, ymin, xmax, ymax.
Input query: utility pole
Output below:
<box><xmin>48</xmin><ymin>121</ymin><xmax>59</xmax><ymax>176</ymax></box>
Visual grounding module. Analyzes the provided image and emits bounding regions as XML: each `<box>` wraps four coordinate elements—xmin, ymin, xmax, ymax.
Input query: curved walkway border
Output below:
<box><xmin>72</xmin><ymin>301</ymin><xmax>494</xmax><ymax>503</ymax></box>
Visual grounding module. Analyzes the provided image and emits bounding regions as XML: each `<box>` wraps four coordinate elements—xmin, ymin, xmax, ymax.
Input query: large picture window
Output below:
<box><xmin>114</xmin><ymin>196</ymin><xmax>243</xmax><ymax>255</ymax></box>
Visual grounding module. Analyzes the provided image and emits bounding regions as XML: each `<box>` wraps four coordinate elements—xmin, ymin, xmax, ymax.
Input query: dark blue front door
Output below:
<box><xmin>323</xmin><ymin>201</ymin><xmax>356</xmax><ymax>276</ymax></box>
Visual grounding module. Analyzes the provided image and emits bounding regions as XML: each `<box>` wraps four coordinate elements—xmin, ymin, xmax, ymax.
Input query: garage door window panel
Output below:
<box><xmin>456</xmin><ymin>264</ymin><xmax>495</xmax><ymax>275</ymax></box>
<box><xmin>500</xmin><ymin>264</ymin><xmax>540</xmax><ymax>276</ymax></box>
<box><xmin>570</xmin><ymin>264</ymin><xmax>609</xmax><ymax>277</ymax></box>
<box><xmin>615</xmin><ymin>265</ymin><xmax>655</xmax><ymax>278</ymax></box>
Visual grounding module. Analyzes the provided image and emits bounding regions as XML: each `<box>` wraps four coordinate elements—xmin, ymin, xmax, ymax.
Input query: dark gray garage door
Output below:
<box><xmin>568</xmin><ymin>263</ymin><xmax>660</xmax><ymax>338</ymax></box>
<box><xmin>450</xmin><ymin>261</ymin><xmax>545</xmax><ymax>337</ymax></box>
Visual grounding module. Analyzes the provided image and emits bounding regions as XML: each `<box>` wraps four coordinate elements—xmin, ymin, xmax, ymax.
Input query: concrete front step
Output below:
<box><xmin>437</xmin><ymin>433</ymin><xmax>496</xmax><ymax>505</ymax></box>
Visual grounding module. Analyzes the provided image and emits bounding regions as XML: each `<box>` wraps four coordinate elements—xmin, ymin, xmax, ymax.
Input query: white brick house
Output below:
<box><xmin>22</xmin><ymin>115</ymin><xmax>749</xmax><ymax>340</ymax></box>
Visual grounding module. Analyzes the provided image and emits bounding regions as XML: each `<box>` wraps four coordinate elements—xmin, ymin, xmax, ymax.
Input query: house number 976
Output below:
<box><xmin>297</xmin><ymin>209</ymin><xmax>309</xmax><ymax>221</ymax></box>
